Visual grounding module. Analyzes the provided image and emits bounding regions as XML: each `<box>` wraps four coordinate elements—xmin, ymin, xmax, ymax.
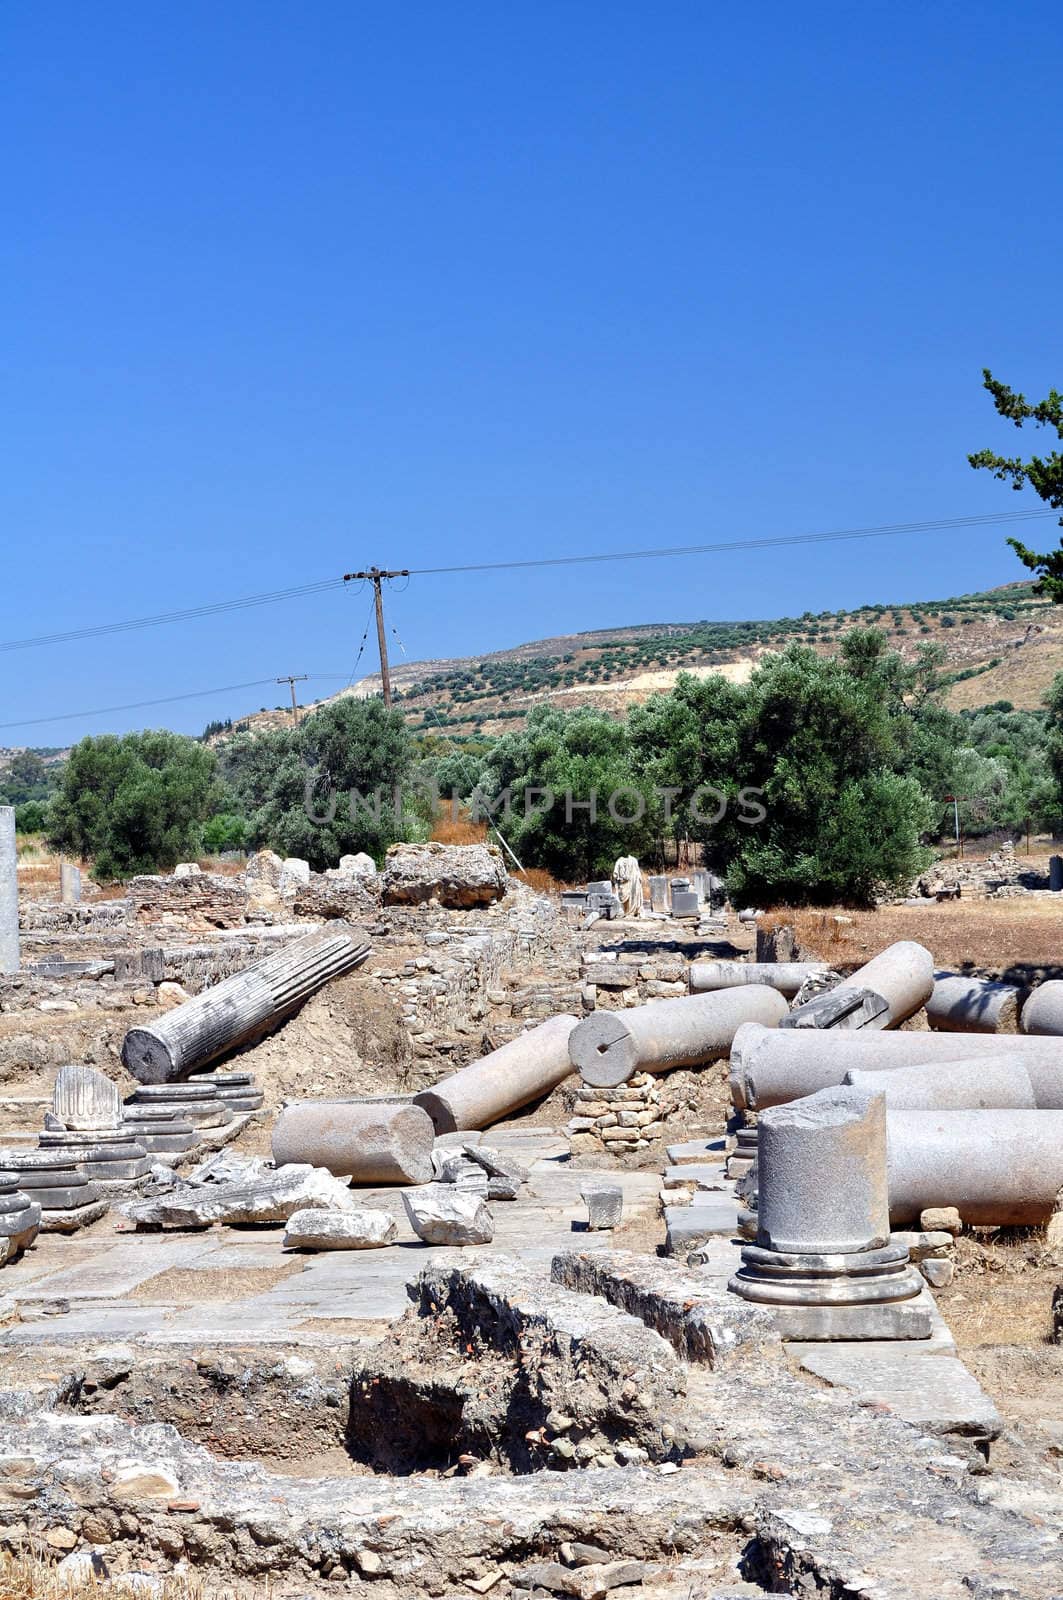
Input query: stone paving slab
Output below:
<box><xmin>662</xmin><ymin>1163</ymin><xmax>729</xmax><ymax>1188</ymax></box>
<box><xmin>0</xmin><ymin>1129</ymin><xmax>665</xmax><ymax>1347</ymax></box>
<box><xmin>664</xmin><ymin>1197</ymin><xmax>740</xmax><ymax>1254</ymax></box>
<box><xmin>797</xmin><ymin>1344</ymin><xmax>1002</xmax><ymax>1440</ymax></box>
<box><xmin>665</xmin><ymin>1138</ymin><xmax>725</xmax><ymax>1165</ymax></box>
<box><xmin>11</xmin><ymin>1238</ymin><xmax>216</xmax><ymax>1300</ymax></box>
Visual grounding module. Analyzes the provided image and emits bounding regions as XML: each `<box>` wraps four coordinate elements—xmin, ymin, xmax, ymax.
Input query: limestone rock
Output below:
<box><xmin>435</xmin><ymin>1153</ymin><xmax>490</xmax><ymax>1195</ymax></box>
<box><xmin>920</xmin><ymin>1205</ymin><xmax>963</xmax><ymax>1236</ymax></box>
<box><xmin>156</xmin><ymin>982</ymin><xmax>191</xmax><ymax>1011</ymax></box>
<box><xmin>383</xmin><ymin>842</ymin><xmax>509</xmax><ymax>909</ymax></box>
<box><xmin>462</xmin><ymin>1144</ymin><xmax>528</xmax><ymax>1200</ymax></box>
<box><xmin>172</xmin><ymin>863</ymin><xmax>201</xmax><ymax>879</ymax></box>
<box><xmin>244</xmin><ymin>849</ymin><xmax>284</xmax><ymax>889</ymax></box>
<box><xmin>283</xmin><ymin>1206</ymin><xmax>396</xmax><ymax>1250</ymax></box>
<box><xmin>279</xmin><ymin>857</ymin><xmax>311</xmax><ymax>896</ymax></box>
<box><xmin>338</xmin><ymin>852</ymin><xmax>377</xmax><ymax>877</ymax></box>
<box><xmin>402</xmin><ymin>1183</ymin><xmax>494</xmax><ymax>1245</ymax></box>
<box><xmin>121</xmin><ymin>1164</ymin><xmax>355</xmax><ymax>1229</ymax></box>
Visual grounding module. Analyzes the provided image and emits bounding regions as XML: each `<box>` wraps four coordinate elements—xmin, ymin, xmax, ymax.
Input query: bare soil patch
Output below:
<box><xmin>130</xmin><ymin>1262</ymin><xmax>303</xmax><ymax>1301</ymax></box>
<box><xmin>933</xmin><ymin>1230</ymin><xmax>1063</xmax><ymax>1476</ymax></box>
<box><xmin>766</xmin><ymin>879</ymin><xmax>1063</xmax><ymax>984</ymax></box>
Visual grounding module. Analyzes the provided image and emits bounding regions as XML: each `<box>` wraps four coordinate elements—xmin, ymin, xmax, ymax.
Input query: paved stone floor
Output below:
<box><xmin>0</xmin><ymin>1129</ymin><xmax>662</xmax><ymax>1346</ymax></box>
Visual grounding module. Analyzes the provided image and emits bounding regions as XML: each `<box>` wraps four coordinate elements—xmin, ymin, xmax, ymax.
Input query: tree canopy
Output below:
<box><xmin>48</xmin><ymin>731</ymin><xmax>220</xmax><ymax>880</ymax></box>
<box><xmin>970</xmin><ymin>368</ymin><xmax>1063</xmax><ymax>598</ymax></box>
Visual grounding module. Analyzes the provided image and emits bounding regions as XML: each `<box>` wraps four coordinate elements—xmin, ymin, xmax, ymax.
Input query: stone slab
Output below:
<box><xmin>662</xmin><ymin>1163</ymin><xmax>729</xmax><ymax>1189</ymax></box>
<box><xmin>664</xmin><ymin>1198</ymin><xmax>740</xmax><ymax>1254</ymax></box>
<box><xmin>797</xmin><ymin>1345</ymin><xmax>1002</xmax><ymax>1438</ymax></box>
<box><xmin>665</xmin><ymin>1139</ymin><xmax>725</xmax><ymax>1165</ymax></box>
<box><xmin>10</xmin><ymin>1239</ymin><xmax>214</xmax><ymax>1300</ymax></box>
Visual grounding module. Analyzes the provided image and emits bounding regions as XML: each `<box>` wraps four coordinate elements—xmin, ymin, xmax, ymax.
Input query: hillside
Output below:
<box><xmin>212</xmin><ymin>580</ymin><xmax>1063</xmax><ymax>743</ymax></box>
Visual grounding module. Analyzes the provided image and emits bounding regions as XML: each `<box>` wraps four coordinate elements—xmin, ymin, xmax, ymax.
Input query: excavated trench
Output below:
<box><xmin>39</xmin><ymin>1263</ymin><xmax>1005</xmax><ymax>1598</ymax></box>
<box><xmin>58</xmin><ymin>1323</ymin><xmax>676</xmax><ymax>1478</ymax></box>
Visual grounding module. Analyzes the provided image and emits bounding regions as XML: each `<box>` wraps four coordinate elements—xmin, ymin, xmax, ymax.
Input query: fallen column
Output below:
<box><xmin>272</xmin><ymin>1096</ymin><xmax>436</xmax><ymax>1183</ymax></box>
<box><xmin>784</xmin><ymin>940</ymin><xmax>933</xmax><ymax>1031</ymax></box>
<box><xmin>689</xmin><ymin>961</ymin><xmax>829</xmax><ymax>997</ymax></box>
<box><xmin>414</xmin><ymin>1013</ymin><xmax>579</xmax><ymax>1133</ymax></box>
<box><xmin>887</xmin><ymin>1109</ymin><xmax>1063</xmax><ymax>1225</ymax></box>
<box><xmin>730</xmin><ymin>1021</ymin><xmax>1063</xmax><ymax>1111</ymax></box>
<box><xmin>845</xmin><ymin>1054</ymin><xmax>1036</xmax><ymax>1110</ymax></box>
<box><xmin>121</xmin><ymin>922</ymin><xmax>370</xmax><ymax>1083</ymax></box>
<box><xmin>729</xmin><ymin>1086</ymin><xmax>927</xmax><ymax>1338</ymax></box>
<box><xmin>0</xmin><ymin>807</ymin><xmax>18</xmax><ymax>976</ymax></box>
<box><xmin>927</xmin><ymin>972</ymin><xmax>1023</xmax><ymax>1034</ymax></box>
<box><xmin>1021</xmin><ymin>980</ymin><xmax>1063</xmax><ymax>1036</ymax></box>
<box><xmin>570</xmin><ymin>985</ymin><xmax>788</xmax><ymax>1090</ymax></box>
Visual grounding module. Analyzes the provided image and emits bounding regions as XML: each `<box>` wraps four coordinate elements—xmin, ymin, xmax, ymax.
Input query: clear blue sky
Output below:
<box><xmin>2</xmin><ymin>1</ymin><xmax>1061</xmax><ymax>741</ymax></box>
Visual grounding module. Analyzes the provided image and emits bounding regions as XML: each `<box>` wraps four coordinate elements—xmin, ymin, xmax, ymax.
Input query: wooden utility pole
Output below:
<box><xmin>276</xmin><ymin>674</ymin><xmax>309</xmax><ymax>725</ymax></box>
<box><xmin>342</xmin><ymin>567</ymin><xmax>409</xmax><ymax>706</ymax></box>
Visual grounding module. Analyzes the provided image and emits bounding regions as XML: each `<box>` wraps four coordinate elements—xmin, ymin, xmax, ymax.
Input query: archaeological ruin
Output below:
<box><xmin>0</xmin><ymin>834</ymin><xmax>1059</xmax><ymax>1598</ymax></box>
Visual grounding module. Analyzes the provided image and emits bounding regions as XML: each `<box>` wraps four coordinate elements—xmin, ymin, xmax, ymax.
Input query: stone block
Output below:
<box><xmin>579</xmin><ymin>1181</ymin><xmax>623</xmax><ymax>1230</ymax></box>
<box><xmin>120</xmin><ymin>1163</ymin><xmax>356</xmax><ymax>1228</ymax></box>
<box><xmin>283</xmin><ymin>1206</ymin><xmax>396</xmax><ymax>1249</ymax></box>
<box><xmin>402</xmin><ymin>1183</ymin><xmax>494</xmax><ymax>1245</ymax></box>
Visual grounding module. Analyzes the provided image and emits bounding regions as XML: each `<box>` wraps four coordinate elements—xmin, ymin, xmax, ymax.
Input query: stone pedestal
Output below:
<box><xmin>125</xmin><ymin>1083</ymin><xmax>231</xmax><ymax>1128</ymax></box>
<box><xmin>121</xmin><ymin>1106</ymin><xmax>201</xmax><ymax>1158</ymax></box>
<box><xmin>648</xmin><ymin>876</ymin><xmax>669</xmax><ymax>914</ymax></box>
<box><xmin>37</xmin><ymin>1127</ymin><xmax>150</xmax><ymax>1189</ymax></box>
<box><xmin>1050</xmin><ymin>855</ymin><xmax>1063</xmax><ymax>893</ymax></box>
<box><xmin>0</xmin><ymin>1150</ymin><xmax>108</xmax><ymax>1232</ymax></box>
<box><xmin>0</xmin><ymin>808</ymin><xmax>18</xmax><ymax>976</ymax></box>
<box><xmin>725</xmin><ymin>1124</ymin><xmax>758</xmax><ymax>1177</ymax></box>
<box><xmin>189</xmin><ymin>1070</ymin><xmax>265</xmax><ymax>1111</ymax></box>
<box><xmin>728</xmin><ymin>1086</ymin><xmax>926</xmax><ymax>1339</ymax></box>
<box><xmin>60</xmin><ymin>863</ymin><xmax>82</xmax><ymax>906</ymax></box>
<box><xmin>0</xmin><ymin>1171</ymin><xmax>39</xmax><ymax>1262</ymax></box>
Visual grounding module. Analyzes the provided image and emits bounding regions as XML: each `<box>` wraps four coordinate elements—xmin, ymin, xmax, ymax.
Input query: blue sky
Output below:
<box><xmin>2</xmin><ymin>1</ymin><xmax>1061</xmax><ymax>740</ymax></box>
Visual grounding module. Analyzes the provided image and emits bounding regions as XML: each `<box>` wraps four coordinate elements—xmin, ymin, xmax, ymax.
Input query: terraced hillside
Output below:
<box><xmin>209</xmin><ymin>580</ymin><xmax>1063</xmax><ymax>743</ymax></box>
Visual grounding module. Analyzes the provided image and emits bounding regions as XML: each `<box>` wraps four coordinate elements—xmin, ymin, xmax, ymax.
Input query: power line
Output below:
<box><xmin>0</xmin><ymin>674</ymin><xmax>352</xmax><ymax>732</ymax></box>
<box><xmin>0</xmin><ymin>578</ymin><xmax>347</xmax><ymax>656</ymax></box>
<box><xmin>0</xmin><ymin>507</ymin><xmax>1054</xmax><ymax>657</ymax></box>
<box><xmin>406</xmin><ymin>509</ymin><xmax>1057</xmax><ymax>576</ymax></box>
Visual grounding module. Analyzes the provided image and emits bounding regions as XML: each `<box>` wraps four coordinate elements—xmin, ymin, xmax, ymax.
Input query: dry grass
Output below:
<box><xmin>0</xmin><ymin>1550</ymin><xmax>206</xmax><ymax>1599</ymax></box>
<box><xmin>764</xmin><ymin>866</ymin><xmax>1063</xmax><ymax>983</ymax></box>
<box><xmin>512</xmin><ymin>866</ymin><xmax>569</xmax><ymax>896</ymax></box>
<box><xmin>430</xmin><ymin>815</ymin><xmax>489</xmax><ymax>845</ymax></box>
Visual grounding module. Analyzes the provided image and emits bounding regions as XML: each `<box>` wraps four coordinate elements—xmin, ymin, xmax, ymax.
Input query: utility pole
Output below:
<box><xmin>276</xmin><ymin>674</ymin><xmax>309</xmax><ymax>725</ymax></box>
<box><xmin>342</xmin><ymin>567</ymin><xmax>409</xmax><ymax>706</ymax></box>
<box><xmin>944</xmin><ymin>795</ymin><xmax>964</xmax><ymax>859</ymax></box>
